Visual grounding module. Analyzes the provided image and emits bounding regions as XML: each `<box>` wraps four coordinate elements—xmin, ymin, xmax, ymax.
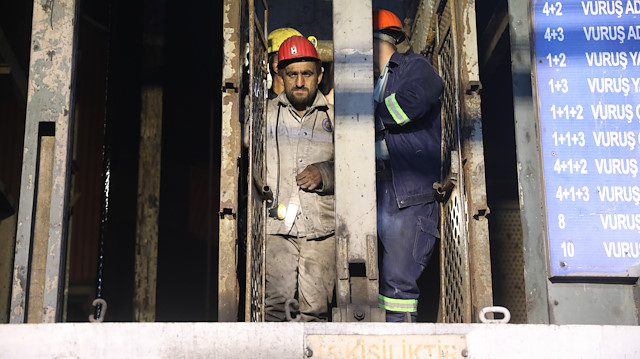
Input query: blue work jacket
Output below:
<box><xmin>375</xmin><ymin>51</ymin><xmax>444</xmax><ymax>208</ymax></box>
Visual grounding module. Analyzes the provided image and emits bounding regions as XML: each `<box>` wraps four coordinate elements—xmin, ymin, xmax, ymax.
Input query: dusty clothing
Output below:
<box><xmin>265</xmin><ymin>233</ymin><xmax>336</xmax><ymax>322</ymax></box>
<box><xmin>265</xmin><ymin>92</ymin><xmax>335</xmax><ymax>239</ymax></box>
<box><xmin>375</xmin><ymin>52</ymin><xmax>443</xmax><ymax>322</ymax></box>
<box><xmin>264</xmin><ymin>92</ymin><xmax>336</xmax><ymax>322</ymax></box>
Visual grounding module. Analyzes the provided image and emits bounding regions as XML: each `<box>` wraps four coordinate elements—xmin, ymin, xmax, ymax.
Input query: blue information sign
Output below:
<box><xmin>532</xmin><ymin>0</ymin><xmax>640</xmax><ymax>277</ymax></box>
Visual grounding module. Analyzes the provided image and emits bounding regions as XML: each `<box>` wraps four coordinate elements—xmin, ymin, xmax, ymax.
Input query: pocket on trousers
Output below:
<box><xmin>413</xmin><ymin>216</ymin><xmax>438</xmax><ymax>266</ymax></box>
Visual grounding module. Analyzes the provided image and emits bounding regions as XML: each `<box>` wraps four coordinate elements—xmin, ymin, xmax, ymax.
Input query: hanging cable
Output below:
<box><xmin>90</xmin><ymin>1</ymin><xmax>112</xmax><ymax>323</ymax></box>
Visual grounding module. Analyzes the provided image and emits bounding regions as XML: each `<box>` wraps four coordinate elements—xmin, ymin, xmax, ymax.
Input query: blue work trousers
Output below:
<box><xmin>377</xmin><ymin>164</ymin><xmax>439</xmax><ymax>322</ymax></box>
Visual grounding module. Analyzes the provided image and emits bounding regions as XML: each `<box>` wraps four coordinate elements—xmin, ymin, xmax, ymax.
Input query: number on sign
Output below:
<box><xmin>544</xmin><ymin>27</ymin><xmax>565</xmax><ymax>41</ymax></box>
<box><xmin>542</xmin><ymin>2</ymin><xmax>564</xmax><ymax>16</ymax></box>
<box><xmin>561</xmin><ymin>241</ymin><xmax>575</xmax><ymax>257</ymax></box>
<box><xmin>558</xmin><ymin>213</ymin><xmax>566</xmax><ymax>229</ymax></box>
<box><xmin>546</xmin><ymin>53</ymin><xmax>567</xmax><ymax>68</ymax></box>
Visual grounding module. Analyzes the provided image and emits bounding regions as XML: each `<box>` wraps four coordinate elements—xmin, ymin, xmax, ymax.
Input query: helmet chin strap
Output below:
<box><xmin>373</xmin><ymin>32</ymin><xmax>398</xmax><ymax>47</ymax></box>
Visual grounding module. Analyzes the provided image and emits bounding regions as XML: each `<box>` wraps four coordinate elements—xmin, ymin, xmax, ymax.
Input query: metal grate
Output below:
<box><xmin>434</xmin><ymin>0</ymin><xmax>472</xmax><ymax>323</ymax></box>
<box><xmin>440</xmin><ymin>193</ymin><xmax>467</xmax><ymax>322</ymax></box>
<box><xmin>490</xmin><ymin>201</ymin><xmax>526</xmax><ymax>323</ymax></box>
<box><xmin>245</xmin><ymin>0</ymin><xmax>268</xmax><ymax>322</ymax></box>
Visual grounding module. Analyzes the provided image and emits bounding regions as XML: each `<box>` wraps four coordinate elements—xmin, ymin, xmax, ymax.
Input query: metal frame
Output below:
<box><xmin>219</xmin><ymin>0</ymin><xmax>243</xmax><ymax>322</ymax></box>
<box><xmin>244</xmin><ymin>0</ymin><xmax>268</xmax><ymax>322</ymax></box>
<box><xmin>453</xmin><ymin>0</ymin><xmax>493</xmax><ymax>322</ymax></box>
<box><xmin>332</xmin><ymin>0</ymin><xmax>384</xmax><ymax>322</ymax></box>
<box><xmin>433</xmin><ymin>0</ymin><xmax>471</xmax><ymax>322</ymax></box>
<box><xmin>11</xmin><ymin>0</ymin><xmax>79</xmax><ymax>323</ymax></box>
<box><xmin>423</xmin><ymin>0</ymin><xmax>492</xmax><ymax>323</ymax></box>
<box><xmin>507</xmin><ymin>0</ymin><xmax>551</xmax><ymax>324</ymax></box>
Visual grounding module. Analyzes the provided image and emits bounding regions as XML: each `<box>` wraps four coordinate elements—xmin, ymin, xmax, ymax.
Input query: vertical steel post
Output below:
<box><xmin>219</xmin><ymin>0</ymin><xmax>243</xmax><ymax>322</ymax></box>
<box><xmin>11</xmin><ymin>0</ymin><xmax>79</xmax><ymax>323</ymax></box>
<box><xmin>507</xmin><ymin>0</ymin><xmax>550</xmax><ymax>324</ymax></box>
<box><xmin>454</xmin><ymin>0</ymin><xmax>493</xmax><ymax>322</ymax></box>
<box><xmin>332</xmin><ymin>0</ymin><xmax>384</xmax><ymax>322</ymax></box>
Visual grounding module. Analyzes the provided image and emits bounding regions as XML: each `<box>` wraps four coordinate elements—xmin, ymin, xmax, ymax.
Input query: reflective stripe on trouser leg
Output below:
<box><xmin>376</xmin><ymin>169</ymin><xmax>438</xmax><ymax>322</ymax></box>
<box><xmin>378</xmin><ymin>294</ymin><xmax>418</xmax><ymax>312</ymax></box>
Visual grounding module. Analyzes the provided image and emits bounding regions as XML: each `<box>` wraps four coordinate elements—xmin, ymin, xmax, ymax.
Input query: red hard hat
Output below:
<box><xmin>373</xmin><ymin>9</ymin><xmax>406</xmax><ymax>44</ymax></box>
<box><xmin>277</xmin><ymin>36</ymin><xmax>320</xmax><ymax>66</ymax></box>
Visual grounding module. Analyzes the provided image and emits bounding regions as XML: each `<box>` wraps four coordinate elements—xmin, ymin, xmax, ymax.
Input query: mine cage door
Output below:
<box><xmin>219</xmin><ymin>0</ymin><xmax>269</xmax><ymax>322</ymax></box>
<box><xmin>413</xmin><ymin>0</ymin><xmax>493</xmax><ymax>322</ymax></box>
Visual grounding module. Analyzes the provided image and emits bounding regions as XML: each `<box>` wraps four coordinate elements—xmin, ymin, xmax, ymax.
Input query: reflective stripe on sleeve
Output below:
<box><xmin>378</xmin><ymin>294</ymin><xmax>418</xmax><ymax>312</ymax></box>
<box><xmin>384</xmin><ymin>93</ymin><xmax>411</xmax><ymax>126</ymax></box>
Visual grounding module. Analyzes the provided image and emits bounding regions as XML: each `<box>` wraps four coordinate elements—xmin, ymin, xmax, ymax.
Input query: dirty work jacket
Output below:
<box><xmin>375</xmin><ymin>51</ymin><xmax>444</xmax><ymax>208</ymax></box>
<box><xmin>266</xmin><ymin>92</ymin><xmax>335</xmax><ymax>239</ymax></box>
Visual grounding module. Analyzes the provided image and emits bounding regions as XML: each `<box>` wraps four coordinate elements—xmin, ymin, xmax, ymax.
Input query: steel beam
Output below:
<box><xmin>332</xmin><ymin>0</ymin><xmax>383</xmax><ymax>322</ymax></box>
<box><xmin>11</xmin><ymin>0</ymin><xmax>79</xmax><ymax>323</ymax></box>
<box><xmin>506</xmin><ymin>0</ymin><xmax>550</xmax><ymax>324</ymax></box>
<box><xmin>454</xmin><ymin>0</ymin><xmax>494</xmax><ymax>322</ymax></box>
<box><xmin>218</xmin><ymin>0</ymin><xmax>243</xmax><ymax>322</ymax></box>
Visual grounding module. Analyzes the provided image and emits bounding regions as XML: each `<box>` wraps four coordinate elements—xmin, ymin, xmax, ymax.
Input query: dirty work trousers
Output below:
<box><xmin>265</xmin><ymin>233</ymin><xmax>336</xmax><ymax>322</ymax></box>
<box><xmin>377</xmin><ymin>166</ymin><xmax>439</xmax><ymax>322</ymax></box>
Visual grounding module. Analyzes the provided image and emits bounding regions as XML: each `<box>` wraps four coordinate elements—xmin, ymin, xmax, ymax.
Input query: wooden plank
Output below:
<box><xmin>133</xmin><ymin>86</ymin><xmax>162</xmax><ymax>322</ymax></box>
<box><xmin>27</xmin><ymin>136</ymin><xmax>55</xmax><ymax>323</ymax></box>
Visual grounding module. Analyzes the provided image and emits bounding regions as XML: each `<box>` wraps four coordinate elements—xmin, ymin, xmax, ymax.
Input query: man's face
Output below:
<box><xmin>282</xmin><ymin>61</ymin><xmax>322</xmax><ymax>111</ymax></box>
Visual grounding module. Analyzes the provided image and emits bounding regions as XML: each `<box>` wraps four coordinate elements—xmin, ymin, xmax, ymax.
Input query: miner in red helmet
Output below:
<box><xmin>373</xmin><ymin>9</ymin><xmax>444</xmax><ymax>322</ymax></box>
<box><xmin>264</xmin><ymin>35</ymin><xmax>335</xmax><ymax>322</ymax></box>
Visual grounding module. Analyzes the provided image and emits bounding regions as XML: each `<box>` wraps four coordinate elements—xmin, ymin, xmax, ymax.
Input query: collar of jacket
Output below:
<box><xmin>275</xmin><ymin>91</ymin><xmax>330</xmax><ymax>112</ymax></box>
<box><xmin>387</xmin><ymin>51</ymin><xmax>405</xmax><ymax>72</ymax></box>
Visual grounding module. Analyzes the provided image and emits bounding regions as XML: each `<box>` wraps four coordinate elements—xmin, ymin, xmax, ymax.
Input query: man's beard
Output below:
<box><xmin>286</xmin><ymin>87</ymin><xmax>316</xmax><ymax>110</ymax></box>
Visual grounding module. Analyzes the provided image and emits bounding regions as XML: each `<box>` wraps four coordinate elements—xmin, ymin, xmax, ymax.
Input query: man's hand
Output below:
<box><xmin>296</xmin><ymin>165</ymin><xmax>323</xmax><ymax>191</ymax></box>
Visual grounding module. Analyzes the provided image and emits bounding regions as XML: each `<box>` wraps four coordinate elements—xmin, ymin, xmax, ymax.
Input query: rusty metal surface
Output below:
<box><xmin>218</xmin><ymin>0</ymin><xmax>243</xmax><ymax>322</ymax></box>
<box><xmin>490</xmin><ymin>200</ymin><xmax>527</xmax><ymax>324</ymax></box>
<box><xmin>433</xmin><ymin>0</ymin><xmax>471</xmax><ymax>323</ymax></box>
<box><xmin>420</xmin><ymin>0</ymin><xmax>491</xmax><ymax>323</ymax></box>
<box><xmin>454</xmin><ymin>0</ymin><xmax>493</xmax><ymax>322</ymax></box>
<box><xmin>244</xmin><ymin>0</ymin><xmax>268</xmax><ymax>322</ymax></box>
<box><xmin>11</xmin><ymin>0</ymin><xmax>79</xmax><ymax>323</ymax></box>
